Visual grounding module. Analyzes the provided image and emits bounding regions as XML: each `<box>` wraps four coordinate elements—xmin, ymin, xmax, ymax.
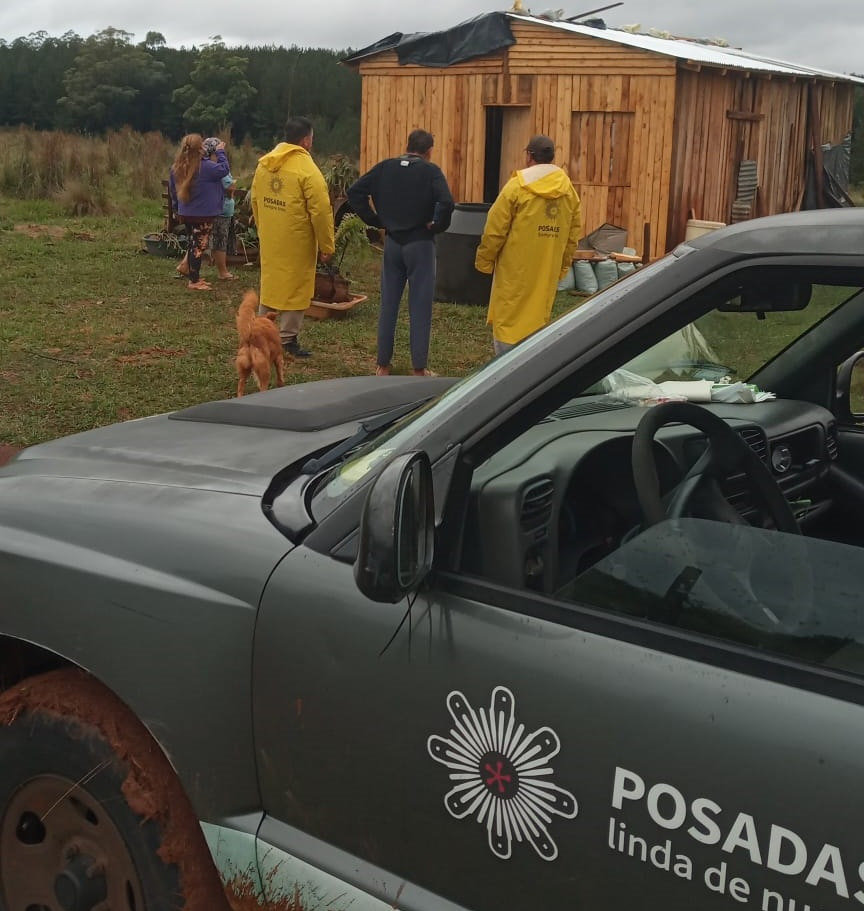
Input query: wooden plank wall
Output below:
<box><xmin>668</xmin><ymin>69</ymin><xmax>812</xmax><ymax>239</ymax></box>
<box><xmin>667</xmin><ymin>71</ymin><xmax>856</xmax><ymax>250</ymax></box>
<box><xmin>499</xmin><ymin>108</ymin><xmax>533</xmax><ymax>187</ymax></box>
<box><xmin>506</xmin><ymin>24</ymin><xmax>677</xmax><ymax>260</ymax></box>
<box><xmin>357</xmin><ymin>29</ymin><xmax>678</xmax><ymax>257</ymax></box>
<box><xmin>668</xmin><ymin>69</ymin><xmax>740</xmax><ymax>245</ymax></box>
<box><xmin>561</xmin><ymin>75</ymin><xmax>676</xmax><ymax>260</ymax></box>
<box><xmin>819</xmin><ymin>83</ymin><xmax>855</xmax><ymax>143</ymax></box>
<box><xmin>358</xmin><ymin>50</ymin><xmax>504</xmax><ymax>202</ymax></box>
<box><xmin>356</xmin><ymin>24</ymin><xmax>856</xmax><ymax>260</ymax></box>
<box><xmin>506</xmin><ymin>23</ymin><xmax>675</xmax><ymax>78</ymax></box>
<box><xmin>753</xmin><ymin>77</ymin><xmax>810</xmax><ymax>215</ymax></box>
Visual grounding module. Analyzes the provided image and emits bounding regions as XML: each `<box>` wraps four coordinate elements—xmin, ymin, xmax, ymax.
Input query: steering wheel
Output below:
<box><xmin>632</xmin><ymin>402</ymin><xmax>800</xmax><ymax>534</ymax></box>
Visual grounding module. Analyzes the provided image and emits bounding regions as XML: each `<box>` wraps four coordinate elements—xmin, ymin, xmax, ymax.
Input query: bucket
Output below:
<box><xmin>685</xmin><ymin>218</ymin><xmax>725</xmax><ymax>241</ymax></box>
<box><xmin>434</xmin><ymin>203</ymin><xmax>493</xmax><ymax>306</ymax></box>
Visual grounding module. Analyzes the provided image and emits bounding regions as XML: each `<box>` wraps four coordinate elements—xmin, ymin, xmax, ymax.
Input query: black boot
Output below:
<box><xmin>283</xmin><ymin>339</ymin><xmax>311</xmax><ymax>358</ymax></box>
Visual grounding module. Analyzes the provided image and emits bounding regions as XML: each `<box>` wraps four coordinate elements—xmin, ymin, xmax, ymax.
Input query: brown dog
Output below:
<box><xmin>235</xmin><ymin>290</ymin><xmax>285</xmax><ymax>397</ymax></box>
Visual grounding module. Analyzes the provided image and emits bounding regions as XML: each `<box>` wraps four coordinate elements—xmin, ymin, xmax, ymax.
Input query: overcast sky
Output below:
<box><xmin>1</xmin><ymin>0</ymin><xmax>861</xmax><ymax>77</ymax></box>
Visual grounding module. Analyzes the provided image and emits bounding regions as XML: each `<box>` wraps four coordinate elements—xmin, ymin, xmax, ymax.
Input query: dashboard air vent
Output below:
<box><xmin>826</xmin><ymin>423</ymin><xmax>839</xmax><ymax>460</ymax></box>
<box><xmin>520</xmin><ymin>478</ymin><xmax>554</xmax><ymax>531</ymax></box>
<box><xmin>540</xmin><ymin>400</ymin><xmax>632</xmax><ymax>422</ymax></box>
<box><xmin>726</xmin><ymin>488</ymin><xmax>755</xmax><ymax>517</ymax></box>
<box><xmin>738</xmin><ymin>427</ymin><xmax>768</xmax><ymax>463</ymax></box>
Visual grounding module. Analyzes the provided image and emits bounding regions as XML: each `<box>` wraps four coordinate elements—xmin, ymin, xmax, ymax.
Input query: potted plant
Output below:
<box><xmin>142</xmin><ymin>229</ymin><xmax>188</xmax><ymax>257</ymax></box>
<box><xmin>320</xmin><ymin>154</ymin><xmax>359</xmax><ymax>210</ymax></box>
<box><xmin>228</xmin><ymin>188</ymin><xmax>259</xmax><ymax>267</ymax></box>
<box><xmin>314</xmin><ymin>214</ymin><xmax>370</xmax><ymax>304</ymax></box>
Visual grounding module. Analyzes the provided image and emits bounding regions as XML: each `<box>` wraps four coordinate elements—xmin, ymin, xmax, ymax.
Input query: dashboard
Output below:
<box><xmin>462</xmin><ymin>396</ymin><xmax>838</xmax><ymax>594</ymax></box>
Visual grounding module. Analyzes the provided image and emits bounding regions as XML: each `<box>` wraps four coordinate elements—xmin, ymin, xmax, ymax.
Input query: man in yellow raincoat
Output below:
<box><xmin>252</xmin><ymin>117</ymin><xmax>335</xmax><ymax>358</ymax></box>
<box><xmin>475</xmin><ymin>135</ymin><xmax>582</xmax><ymax>356</ymax></box>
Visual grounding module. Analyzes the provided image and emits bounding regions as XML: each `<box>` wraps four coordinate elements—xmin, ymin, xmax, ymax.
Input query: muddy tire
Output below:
<box><xmin>0</xmin><ymin>669</ymin><xmax>230</xmax><ymax>911</ymax></box>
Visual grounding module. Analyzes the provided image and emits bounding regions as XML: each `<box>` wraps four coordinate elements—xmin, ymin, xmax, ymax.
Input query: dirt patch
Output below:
<box><xmin>0</xmin><ymin>669</ymin><xmax>232</xmax><ymax>911</ymax></box>
<box><xmin>0</xmin><ymin>446</ymin><xmax>21</xmax><ymax>467</ymax></box>
<box><xmin>13</xmin><ymin>223</ymin><xmax>66</xmax><ymax>239</ymax></box>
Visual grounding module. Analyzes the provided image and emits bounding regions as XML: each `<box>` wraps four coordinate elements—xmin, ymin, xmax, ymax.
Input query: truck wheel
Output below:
<box><xmin>0</xmin><ymin>668</ymin><xmax>229</xmax><ymax>911</ymax></box>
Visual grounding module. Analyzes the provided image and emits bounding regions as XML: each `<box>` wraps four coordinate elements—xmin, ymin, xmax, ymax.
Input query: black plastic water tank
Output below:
<box><xmin>434</xmin><ymin>203</ymin><xmax>493</xmax><ymax>306</ymax></box>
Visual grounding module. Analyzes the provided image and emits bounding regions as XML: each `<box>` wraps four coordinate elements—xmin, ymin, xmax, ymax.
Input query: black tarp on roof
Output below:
<box><xmin>343</xmin><ymin>12</ymin><xmax>515</xmax><ymax>68</ymax></box>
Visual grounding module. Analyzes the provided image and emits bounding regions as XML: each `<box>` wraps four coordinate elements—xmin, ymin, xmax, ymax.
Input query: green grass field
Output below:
<box><xmin>0</xmin><ymin>195</ymin><xmax>581</xmax><ymax>448</ymax></box>
<box><xmin>5</xmin><ymin>164</ymin><xmax>862</xmax><ymax>450</ymax></box>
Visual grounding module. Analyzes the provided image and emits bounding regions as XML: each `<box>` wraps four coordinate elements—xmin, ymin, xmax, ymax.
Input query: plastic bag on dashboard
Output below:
<box><xmin>653</xmin><ymin>380</ymin><xmax>776</xmax><ymax>403</ymax></box>
<box><xmin>600</xmin><ymin>371</ymin><xmax>776</xmax><ymax>406</ymax></box>
<box><xmin>599</xmin><ymin>369</ymin><xmax>688</xmax><ymax>406</ymax></box>
<box><xmin>710</xmin><ymin>382</ymin><xmax>776</xmax><ymax>403</ymax></box>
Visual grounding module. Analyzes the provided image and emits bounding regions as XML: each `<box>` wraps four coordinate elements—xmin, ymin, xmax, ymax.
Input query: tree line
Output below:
<box><xmin>1</xmin><ymin>28</ymin><xmax>862</xmax><ymax>186</ymax></box>
<box><xmin>0</xmin><ymin>28</ymin><xmax>361</xmax><ymax>155</ymax></box>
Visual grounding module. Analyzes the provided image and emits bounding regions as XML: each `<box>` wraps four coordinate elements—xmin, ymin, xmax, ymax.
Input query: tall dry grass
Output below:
<box><xmin>0</xmin><ymin>126</ymin><xmax>345</xmax><ymax>213</ymax></box>
<box><xmin>0</xmin><ymin>126</ymin><xmax>176</xmax><ymax>214</ymax></box>
<box><xmin>0</xmin><ymin>127</ymin><xmax>269</xmax><ymax>216</ymax></box>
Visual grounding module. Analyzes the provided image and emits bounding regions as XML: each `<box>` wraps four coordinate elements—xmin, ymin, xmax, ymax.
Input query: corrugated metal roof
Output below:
<box><xmin>509</xmin><ymin>14</ymin><xmax>864</xmax><ymax>84</ymax></box>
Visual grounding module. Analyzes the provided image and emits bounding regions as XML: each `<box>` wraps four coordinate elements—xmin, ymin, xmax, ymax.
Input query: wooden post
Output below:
<box><xmin>808</xmin><ymin>84</ymin><xmax>825</xmax><ymax>209</ymax></box>
<box><xmin>161</xmin><ymin>179</ymin><xmax>178</xmax><ymax>233</ymax></box>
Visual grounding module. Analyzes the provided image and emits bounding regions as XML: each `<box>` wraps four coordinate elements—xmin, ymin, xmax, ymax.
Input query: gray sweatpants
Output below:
<box><xmin>258</xmin><ymin>304</ymin><xmax>304</xmax><ymax>345</ymax></box>
<box><xmin>378</xmin><ymin>238</ymin><xmax>435</xmax><ymax>370</ymax></box>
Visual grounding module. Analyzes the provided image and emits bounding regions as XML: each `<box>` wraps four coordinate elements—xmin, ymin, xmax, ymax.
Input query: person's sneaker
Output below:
<box><xmin>284</xmin><ymin>340</ymin><xmax>312</xmax><ymax>358</ymax></box>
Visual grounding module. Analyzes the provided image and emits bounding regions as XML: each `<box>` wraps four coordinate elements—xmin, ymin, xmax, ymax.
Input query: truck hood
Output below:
<box><xmin>2</xmin><ymin>376</ymin><xmax>457</xmax><ymax>496</ymax></box>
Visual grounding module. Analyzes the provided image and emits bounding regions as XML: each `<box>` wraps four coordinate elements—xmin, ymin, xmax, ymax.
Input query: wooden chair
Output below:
<box><xmin>161</xmin><ymin>179</ymin><xmax>179</xmax><ymax>234</ymax></box>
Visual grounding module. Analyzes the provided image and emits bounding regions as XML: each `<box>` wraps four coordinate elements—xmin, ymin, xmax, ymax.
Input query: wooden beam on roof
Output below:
<box><xmin>565</xmin><ymin>2</ymin><xmax>623</xmax><ymax>21</ymax></box>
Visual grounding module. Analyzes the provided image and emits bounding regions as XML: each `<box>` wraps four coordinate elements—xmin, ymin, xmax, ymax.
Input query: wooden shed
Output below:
<box><xmin>345</xmin><ymin>12</ymin><xmax>861</xmax><ymax>259</ymax></box>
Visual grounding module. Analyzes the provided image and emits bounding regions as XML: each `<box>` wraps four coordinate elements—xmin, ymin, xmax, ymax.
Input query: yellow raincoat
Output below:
<box><xmin>475</xmin><ymin>165</ymin><xmax>582</xmax><ymax>345</ymax></box>
<box><xmin>251</xmin><ymin>143</ymin><xmax>335</xmax><ymax>311</ymax></box>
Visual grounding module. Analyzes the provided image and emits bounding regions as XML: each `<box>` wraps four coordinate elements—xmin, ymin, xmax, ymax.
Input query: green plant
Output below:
<box><xmin>230</xmin><ymin>187</ymin><xmax>258</xmax><ymax>252</ymax></box>
<box><xmin>320</xmin><ymin>154</ymin><xmax>359</xmax><ymax>202</ymax></box>
<box><xmin>322</xmin><ymin>213</ymin><xmax>370</xmax><ymax>275</ymax></box>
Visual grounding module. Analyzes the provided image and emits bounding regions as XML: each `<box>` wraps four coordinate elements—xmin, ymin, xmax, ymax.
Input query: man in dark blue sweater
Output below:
<box><xmin>348</xmin><ymin>130</ymin><xmax>454</xmax><ymax>376</ymax></box>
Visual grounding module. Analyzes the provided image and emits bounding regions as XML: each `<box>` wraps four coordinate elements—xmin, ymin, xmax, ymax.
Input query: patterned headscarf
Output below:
<box><xmin>202</xmin><ymin>137</ymin><xmax>220</xmax><ymax>156</ymax></box>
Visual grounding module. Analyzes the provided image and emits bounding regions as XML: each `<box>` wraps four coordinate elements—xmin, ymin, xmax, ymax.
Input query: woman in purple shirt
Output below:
<box><xmin>169</xmin><ymin>134</ymin><xmax>230</xmax><ymax>290</ymax></box>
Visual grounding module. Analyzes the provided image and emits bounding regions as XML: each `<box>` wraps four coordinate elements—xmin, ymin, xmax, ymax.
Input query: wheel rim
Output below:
<box><xmin>0</xmin><ymin>774</ymin><xmax>146</xmax><ymax>911</ymax></box>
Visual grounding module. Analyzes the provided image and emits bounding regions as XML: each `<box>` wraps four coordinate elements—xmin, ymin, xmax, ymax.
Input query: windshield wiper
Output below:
<box><xmin>300</xmin><ymin>399</ymin><xmax>428</xmax><ymax>476</ymax></box>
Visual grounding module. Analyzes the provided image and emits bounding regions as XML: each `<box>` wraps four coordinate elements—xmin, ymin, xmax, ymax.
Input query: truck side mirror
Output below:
<box><xmin>354</xmin><ymin>452</ymin><xmax>435</xmax><ymax>603</ymax></box>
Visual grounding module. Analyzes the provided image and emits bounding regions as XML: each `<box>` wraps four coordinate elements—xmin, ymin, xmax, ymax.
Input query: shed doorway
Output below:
<box><xmin>483</xmin><ymin>106</ymin><xmax>534</xmax><ymax>202</ymax></box>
